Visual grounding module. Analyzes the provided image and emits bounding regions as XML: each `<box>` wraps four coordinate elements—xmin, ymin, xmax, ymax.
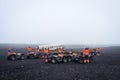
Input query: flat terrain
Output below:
<box><xmin>0</xmin><ymin>44</ymin><xmax>120</xmax><ymax>80</ymax></box>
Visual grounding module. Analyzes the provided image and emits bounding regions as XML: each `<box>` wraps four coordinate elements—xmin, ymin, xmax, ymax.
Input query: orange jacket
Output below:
<box><xmin>27</xmin><ymin>47</ymin><xmax>32</xmax><ymax>51</ymax></box>
<box><xmin>83</xmin><ymin>49</ymin><xmax>90</xmax><ymax>55</ymax></box>
<box><xmin>44</xmin><ymin>49</ymin><xmax>49</xmax><ymax>54</ymax></box>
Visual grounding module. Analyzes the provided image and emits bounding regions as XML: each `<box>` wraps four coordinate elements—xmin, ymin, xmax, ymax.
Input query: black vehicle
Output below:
<box><xmin>47</xmin><ymin>53</ymin><xmax>68</xmax><ymax>63</ymax></box>
<box><xmin>7</xmin><ymin>52</ymin><xmax>25</xmax><ymax>61</ymax></box>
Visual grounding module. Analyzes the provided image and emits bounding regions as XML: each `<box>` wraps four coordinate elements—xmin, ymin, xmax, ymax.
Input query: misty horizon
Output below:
<box><xmin>0</xmin><ymin>43</ymin><xmax>120</xmax><ymax>47</ymax></box>
<box><xmin>0</xmin><ymin>0</ymin><xmax>120</xmax><ymax>45</ymax></box>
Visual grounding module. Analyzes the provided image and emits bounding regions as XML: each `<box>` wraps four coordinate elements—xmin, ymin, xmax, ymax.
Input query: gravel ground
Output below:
<box><xmin>0</xmin><ymin>46</ymin><xmax>120</xmax><ymax>80</ymax></box>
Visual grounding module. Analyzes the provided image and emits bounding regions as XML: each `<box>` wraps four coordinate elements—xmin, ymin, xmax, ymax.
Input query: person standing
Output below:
<box><xmin>96</xmin><ymin>48</ymin><xmax>101</xmax><ymax>56</ymax></box>
<box><xmin>27</xmin><ymin>47</ymin><xmax>32</xmax><ymax>53</ymax></box>
<box><xmin>43</xmin><ymin>48</ymin><xmax>49</xmax><ymax>62</ymax></box>
<box><xmin>82</xmin><ymin>48</ymin><xmax>90</xmax><ymax>63</ymax></box>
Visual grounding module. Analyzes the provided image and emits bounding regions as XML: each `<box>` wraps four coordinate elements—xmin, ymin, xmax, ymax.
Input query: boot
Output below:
<box><xmin>45</xmin><ymin>59</ymin><xmax>48</xmax><ymax>62</ymax></box>
<box><xmin>87</xmin><ymin>60</ymin><xmax>89</xmax><ymax>63</ymax></box>
<box><xmin>84</xmin><ymin>60</ymin><xmax>87</xmax><ymax>64</ymax></box>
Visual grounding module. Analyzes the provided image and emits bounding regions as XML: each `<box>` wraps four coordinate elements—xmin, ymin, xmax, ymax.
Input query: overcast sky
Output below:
<box><xmin>0</xmin><ymin>0</ymin><xmax>120</xmax><ymax>45</ymax></box>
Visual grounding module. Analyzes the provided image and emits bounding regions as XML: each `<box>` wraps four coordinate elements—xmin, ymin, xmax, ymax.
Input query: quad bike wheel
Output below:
<box><xmin>68</xmin><ymin>57</ymin><xmax>72</xmax><ymax>62</ymax></box>
<box><xmin>30</xmin><ymin>54</ymin><xmax>34</xmax><ymax>59</ymax></box>
<box><xmin>89</xmin><ymin>56</ymin><xmax>94</xmax><ymax>63</ymax></box>
<box><xmin>20</xmin><ymin>55</ymin><xmax>25</xmax><ymax>60</ymax></box>
<box><xmin>79</xmin><ymin>57</ymin><xmax>84</xmax><ymax>64</ymax></box>
<box><xmin>10</xmin><ymin>55</ymin><xmax>16</xmax><ymax>61</ymax></box>
<box><xmin>63</xmin><ymin>57</ymin><xmax>67</xmax><ymax>63</ymax></box>
<box><xmin>51</xmin><ymin>58</ymin><xmax>57</xmax><ymax>64</ymax></box>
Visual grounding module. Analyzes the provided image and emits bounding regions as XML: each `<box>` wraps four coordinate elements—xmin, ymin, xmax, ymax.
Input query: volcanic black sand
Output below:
<box><xmin>0</xmin><ymin>44</ymin><xmax>120</xmax><ymax>80</ymax></box>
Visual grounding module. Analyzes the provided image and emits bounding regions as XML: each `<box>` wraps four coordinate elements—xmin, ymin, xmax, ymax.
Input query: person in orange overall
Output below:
<box><xmin>96</xmin><ymin>48</ymin><xmax>101</xmax><ymax>56</ymax></box>
<box><xmin>82</xmin><ymin>48</ymin><xmax>90</xmax><ymax>63</ymax></box>
<box><xmin>27</xmin><ymin>47</ymin><xmax>32</xmax><ymax>53</ymax></box>
<box><xmin>58</xmin><ymin>48</ymin><xmax>62</xmax><ymax>53</ymax></box>
<box><xmin>44</xmin><ymin>48</ymin><xmax>49</xmax><ymax>62</ymax></box>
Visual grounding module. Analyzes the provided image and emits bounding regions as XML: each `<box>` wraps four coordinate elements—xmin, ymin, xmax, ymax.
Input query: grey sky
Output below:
<box><xmin>0</xmin><ymin>0</ymin><xmax>120</xmax><ymax>45</ymax></box>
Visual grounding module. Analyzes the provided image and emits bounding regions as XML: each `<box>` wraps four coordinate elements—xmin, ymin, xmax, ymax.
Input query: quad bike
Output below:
<box><xmin>73</xmin><ymin>52</ymin><xmax>94</xmax><ymax>64</ymax></box>
<box><xmin>63</xmin><ymin>52</ymin><xmax>74</xmax><ymax>62</ymax></box>
<box><xmin>47</xmin><ymin>53</ymin><xmax>68</xmax><ymax>63</ymax></box>
<box><xmin>27</xmin><ymin>52</ymin><xmax>40</xmax><ymax>59</ymax></box>
<box><xmin>7</xmin><ymin>52</ymin><xmax>25</xmax><ymax>61</ymax></box>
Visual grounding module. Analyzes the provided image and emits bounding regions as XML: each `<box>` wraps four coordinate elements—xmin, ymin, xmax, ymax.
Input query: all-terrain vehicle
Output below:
<box><xmin>73</xmin><ymin>52</ymin><xmax>94</xmax><ymax>64</ymax></box>
<box><xmin>7</xmin><ymin>52</ymin><xmax>25</xmax><ymax>61</ymax></box>
<box><xmin>47</xmin><ymin>52</ymin><xmax>68</xmax><ymax>63</ymax></box>
<box><xmin>26</xmin><ymin>52</ymin><xmax>40</xmax><ymax>59</ymax></box>
<box><xmin>63</xmin><ymin>51</ymin><xmax>74</xmax><ymax>62</ymax></box>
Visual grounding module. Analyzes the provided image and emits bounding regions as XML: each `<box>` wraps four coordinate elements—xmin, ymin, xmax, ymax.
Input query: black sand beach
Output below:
<box><xmin>0</xmin><ymin>44</ymin><xmax>120</xmax><ymax>80</ymax></box>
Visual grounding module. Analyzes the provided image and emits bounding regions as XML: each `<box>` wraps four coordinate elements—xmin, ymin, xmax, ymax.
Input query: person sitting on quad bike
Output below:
<box><xmin>7</xmin><ymin>48</ymin><xmax>25</xmax><ymax>60</ymax></box>
<box><xmin>27</xmin><ymin>46</ymin><xmax>40</xmax><ymax>59</ymax></box>
<box><xmin>82</xmin><ymin>48</ymin><xmax>90</xmax><ymax>64</ymax></box>
<box><xmin>58</xmin><ymin>52</ymin><xmax>64</xmax><ymax>57</ymax></box>
<box><xmin>57</xmin><ymin>48</ymin><xmax>64</xmax><ymax>59</ymax></box>
<box><xmin>58</xmin><ymin>48</ymin><xmax>62</xmax><ymax>53</ymax></box>
<box><xmin>35</xmin><ymin>47</ymin><xmax>40</xmax><ymax>53</ymax></box>
<box><xmin>72</xmin><ymin>51</ymin><xmax>78</xmax><ymax>57</ymax></box>
<box><xmin>8</xmin><ymin>48</ymin><xmax>13</xmax><ymax>55</ymax></box>
<box><xmin>35</xmin><ymin>47</ymin><xmax>40</xmax><ymax>56</ymax></box>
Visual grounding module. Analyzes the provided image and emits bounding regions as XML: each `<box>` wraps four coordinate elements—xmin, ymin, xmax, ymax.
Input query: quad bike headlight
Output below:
<box><xmin>34</xmin><ymin>53</ymin><xmax>37</xmax><ymax>55</ymax></box>
<box><xmin>17</xmin><ymin>53</ymin><xmax>21</xmax><ymax>56</ymax></box>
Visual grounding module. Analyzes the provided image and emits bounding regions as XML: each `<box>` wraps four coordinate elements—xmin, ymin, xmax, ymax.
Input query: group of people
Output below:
<box><xmin>27</xmin><ymin>47</ymin><xmax>40</xmax><ymax>54</ymax></box>
<box><xmin>27</xmin><ymin>47</ymin><xmax>63</xmax><ymax>62</ymax></box>
<box><xmin>8</xmin><ymin>46</ymin><xmax>101</xmax><ymax>63</ymax></box>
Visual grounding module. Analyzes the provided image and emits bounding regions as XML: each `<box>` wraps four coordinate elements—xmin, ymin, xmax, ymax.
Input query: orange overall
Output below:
<box><xmin>27</xmin><ymin>47</ymin><xmax>32</xmax><ymax>53</ymax></box>
<box><xmin>83</xmin><ymin>49</ymin><xmax>90</xmax><ymax>63</ymax></box>
<box><xmin>44</xmin><ymin>48</ymin><xmax>49</xmax><ymax>62</ymax></box>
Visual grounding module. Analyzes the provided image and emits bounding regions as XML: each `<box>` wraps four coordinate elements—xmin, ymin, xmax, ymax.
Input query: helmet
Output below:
<box><xmin>85</xmin><ymin>48</ymin><xmax>89</xmax><ymax>50</ymax></box>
